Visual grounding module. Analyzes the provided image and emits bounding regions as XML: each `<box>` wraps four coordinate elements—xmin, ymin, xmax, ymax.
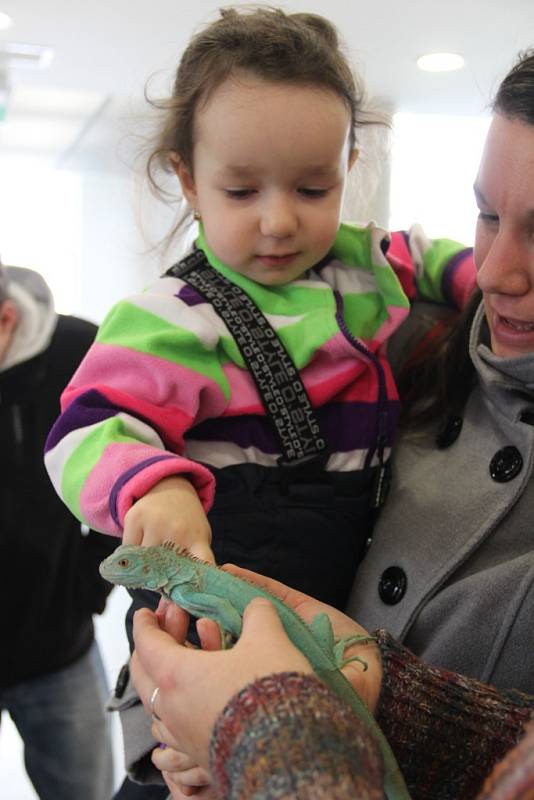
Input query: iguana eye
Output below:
<box><xmin>118</xmin><ymin>558</ymin><xmax>129</xmax><ymax>568</ymax></box>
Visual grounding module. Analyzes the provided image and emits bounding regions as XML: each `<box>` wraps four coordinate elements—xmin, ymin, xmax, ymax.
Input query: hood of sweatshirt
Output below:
<box><xmin>1</xmin><ymin>266</ymin><xmax>57</xmax><ymax>373</ymax></box>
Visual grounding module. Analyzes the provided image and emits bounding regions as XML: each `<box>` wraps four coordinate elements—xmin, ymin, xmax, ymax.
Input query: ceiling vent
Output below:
<box><xmin>0</xmin><ymin>42</ymin><xmax>54</xmax><ymax>70</ymax></box>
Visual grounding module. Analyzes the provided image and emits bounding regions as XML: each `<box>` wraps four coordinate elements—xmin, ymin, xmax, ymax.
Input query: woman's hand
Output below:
<box><xmin>123</xmin><ymin>475</ymin><xmax>214</xmax><ymax>562</ymax></box>
<box><xmin>223</xmin><ymin>565</ymin><xmax>383</xmax><ymax>712</ymax></box>
<box><xmin>130</xmin><ymin>570</ymin><xmax>384</xmax><ymax>793</ymax></box>
<box><xmin>130</xmin><ymin>596</ymin><xmax>314</xmax><ymax>770</ymax></box>
<box><xmin>151</xmin><ymin>602</ymin><xmax>217</xmax><ymax>797</ymax></box>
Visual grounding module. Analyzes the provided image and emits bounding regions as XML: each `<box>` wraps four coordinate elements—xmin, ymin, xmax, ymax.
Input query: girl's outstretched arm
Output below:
<box><xmin>44</xmin><ymin>281</ymin><xmax>228</xmax><ymax>544</ymax></box>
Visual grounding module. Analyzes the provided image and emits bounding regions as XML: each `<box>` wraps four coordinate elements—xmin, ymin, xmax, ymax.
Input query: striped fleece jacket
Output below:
<box><xmin>45</xmin><ymin>223</ymin><xmax>474</xmax><ymax>600</ymax></box>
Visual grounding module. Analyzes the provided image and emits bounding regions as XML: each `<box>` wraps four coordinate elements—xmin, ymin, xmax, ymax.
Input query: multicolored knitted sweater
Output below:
<box><xmin>211</xmin><ymin>631</ymin><xmax>534</xmax><ymax>800</ymax></box>
<box><xmin>45</xmin><ymin>223</ymin><xmax>474</xmax><ymax>536</ymax></box>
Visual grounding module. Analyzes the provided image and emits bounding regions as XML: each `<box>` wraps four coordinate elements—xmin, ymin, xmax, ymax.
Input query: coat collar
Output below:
<box><xmin>470</xmin><ymin>301</ymin><xmax>534</xmax><ymax>417</ymax></box>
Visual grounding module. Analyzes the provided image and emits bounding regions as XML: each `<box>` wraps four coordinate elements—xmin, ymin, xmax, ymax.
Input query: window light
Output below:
<box><xmin>0</xmin><ymin>12</ymin><xmax>12</xmax><ymax>30</ymax></box>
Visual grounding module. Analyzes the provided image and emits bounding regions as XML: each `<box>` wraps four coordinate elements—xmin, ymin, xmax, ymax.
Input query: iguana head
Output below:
<box><xmin>99</xmin><ymin>542</ymin><xmax>192</xmax><ymax>591</ymax></box>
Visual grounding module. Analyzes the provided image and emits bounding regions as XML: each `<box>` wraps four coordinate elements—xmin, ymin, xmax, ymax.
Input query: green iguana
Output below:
<box><xmin>99</xmin><ymin>542</ymin><xmax>410</xmax><ymax>800</ymax></box>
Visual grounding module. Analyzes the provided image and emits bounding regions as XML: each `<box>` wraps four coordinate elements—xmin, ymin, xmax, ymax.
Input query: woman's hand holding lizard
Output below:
<box><xmin>131</xmin><ymin>571</ymin><xmax>383</xmax><ymax>796</ymax></box>
<box><xmin>223</xmin><ymin>565</ymin><xmax>383</xmax><ymax>713</ymax></box>
<box><xmin>131</xmin><ymin>598</ymin><xmax>313</xmax><ymax>770</ymax></box>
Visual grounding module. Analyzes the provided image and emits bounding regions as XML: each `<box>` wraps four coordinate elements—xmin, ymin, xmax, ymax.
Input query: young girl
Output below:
<box><xmin>45</xmin><ymin>7</ymin><xmax>475</xmax><ymax>794</ymax></box>
<box><xmin>46</xmin><ymin>6</ymin><xmax>473</xmax><ymax>613</ymax></box>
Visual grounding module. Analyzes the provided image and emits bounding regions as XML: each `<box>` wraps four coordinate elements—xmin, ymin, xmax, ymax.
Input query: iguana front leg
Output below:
<box><xmin>168</xmin><ymin>589</ymin><xmax>243</xmax><ymax>646</ymax></box>
<box><xmin>309</xmin><ymin>613</ymin><xmax>374</xmax><ymax>670</ymax></box>
<box><xmin>333</xmin><ymin>634</ymin><xmax>377</xmax><ymax>671</ymax></box>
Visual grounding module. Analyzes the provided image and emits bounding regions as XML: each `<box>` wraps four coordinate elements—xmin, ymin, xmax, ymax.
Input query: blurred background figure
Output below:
<box><xmin>0</xmin><ymin>261</ymin><xmax>116</xmax><ymax>800</ymax></box>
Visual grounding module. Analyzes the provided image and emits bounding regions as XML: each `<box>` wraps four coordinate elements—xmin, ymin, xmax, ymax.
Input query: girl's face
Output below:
<box><xmin>475</xmin><ymin>113</ymin><xmax>534</xmax><ymax>358</ymax></box>
<box><xmin>174</xmin><ymin>74</ymin><xmax>356</xmax><ymax>286</ymax></box>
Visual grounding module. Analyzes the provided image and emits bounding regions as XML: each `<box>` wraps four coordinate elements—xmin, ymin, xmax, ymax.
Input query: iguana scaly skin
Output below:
<box><xmin>100</xmin><ymin>543</ymin><xmax>410</xmax><ymax>800</ymax></box>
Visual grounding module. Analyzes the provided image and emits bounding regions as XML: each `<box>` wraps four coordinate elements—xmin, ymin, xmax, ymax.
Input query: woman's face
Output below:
<box><xmin>474</xmin><ymin>113</ymin><xmax>534</xmax><ymax>358</ymax></box>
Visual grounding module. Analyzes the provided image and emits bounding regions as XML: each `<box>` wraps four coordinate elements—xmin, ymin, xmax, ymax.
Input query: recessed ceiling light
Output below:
<box><xmin>417</xmin><ymin>53</ymin><xmax>465</xmax><ymax>72</ymax></box>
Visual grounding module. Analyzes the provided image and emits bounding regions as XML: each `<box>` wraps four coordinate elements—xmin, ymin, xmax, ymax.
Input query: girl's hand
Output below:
<box><xmin>130</xmin><ymin>597</ymin><xmax>314</xmax><ymax>770</ymax></box>
<box><xmin>123</xmin><ymin>475</ymin><xmax>214</xmax><ymax>562</ymax></box>
<box><xmin>152</xmin><ymin>748</ymin><xmax>215</xmax><ymax>798</ymax></box>
<box><xmin>223</xmin><ymin>565</ymin><xmax>383</xmax><ymax>713</ymax></box>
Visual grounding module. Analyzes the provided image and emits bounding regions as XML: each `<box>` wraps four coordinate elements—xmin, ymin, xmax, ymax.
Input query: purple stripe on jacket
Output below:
<box><xmin>109</xmin><ymin>454</ymin><xmax>177</xmax><ymax>527</ymax></box>
<box><xmin>188</xmin><ymin>400</ymin><xmax>400</xmax><ymax>453</ymax></box>
<box><xmin>45</xmin><ymin>389</ymin><xmax>121</xmax><ymax>453</ymax></box>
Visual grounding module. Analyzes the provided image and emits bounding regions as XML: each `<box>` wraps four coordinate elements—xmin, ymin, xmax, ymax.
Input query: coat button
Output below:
<box><xmin>489</xmin><ymin>446</ymin><xmax>523</xmax><ymax>483</ymax></box>
<box><xmin>436</xmin><ymin>415</ymin><xmax>463</xmax><ymax>449</ymax></box>
<box><xmin>378</xmin><ymin>566</ymin><xmax>407</xmax><ymax>605</ymax></box>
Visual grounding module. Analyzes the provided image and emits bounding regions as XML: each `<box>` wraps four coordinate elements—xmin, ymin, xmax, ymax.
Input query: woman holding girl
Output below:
<box><xmin>135</xmin><ymin>46</ymin><xmax>534</xmax><ymax>799</ymax></box>
<box><xmin>44</xmin><ymin>7</ymin><xmax>476</xmax><ymax>797</ymax></box>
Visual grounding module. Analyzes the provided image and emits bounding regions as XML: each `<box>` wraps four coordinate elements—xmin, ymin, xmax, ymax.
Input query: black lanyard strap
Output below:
<box><xmin>167</xmin><ymin>250</ymin><xmax>327</xmax><ymax>469</ymax></box>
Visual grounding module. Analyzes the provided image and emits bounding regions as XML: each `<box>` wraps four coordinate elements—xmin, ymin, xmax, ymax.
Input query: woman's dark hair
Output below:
<box><xmin>397</xmin><ymin>288</ymin><xmax>481</xmax><ymax>430</ymax></box>
<box><xmin>492</xmin><ymin>48</ymin><xmax>534</xmax><ymax>124</ymax></box>
<box><xmin>399</xmin><ymin>49</ymin><xmax>534</xmax><ymax>432</ymax></box>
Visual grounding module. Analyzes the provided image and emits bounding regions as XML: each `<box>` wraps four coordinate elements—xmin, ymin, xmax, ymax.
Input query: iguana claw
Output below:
<box><xmin>333</xmin><ymin>634</ymin><xmax>376</xmax><ymax>671</ymax></box>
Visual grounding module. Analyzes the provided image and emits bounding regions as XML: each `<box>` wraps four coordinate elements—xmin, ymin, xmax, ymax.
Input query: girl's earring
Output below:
<box><xmin>193</xmin><ymin>209</ymin><xmax>201</xmax><ymax>221</ymax></box>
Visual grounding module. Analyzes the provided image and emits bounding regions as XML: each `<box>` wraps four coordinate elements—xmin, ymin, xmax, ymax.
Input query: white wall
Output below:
<box><xmin>389</xmin><ymin>112</ymin><xmax>491</xmax><ymax>244</ymax></box>
<box><xmin>343</xmin><ymin>117</ymin><xmax>393</xmax><ymax>229</ymax></box>
<box><xmin>0</xmin><ymin>156</ymin><xmax>83</xmax><ymax>313</ymax></box>
<box><xmin>77</xmin><ymin>172</ymin><xmax>151</xmax><ymax>322</ymax></box>
<box><xmin>0</xmin><ymin>159</ymin><xmax>192</xmax><ymax>323</ymax></box>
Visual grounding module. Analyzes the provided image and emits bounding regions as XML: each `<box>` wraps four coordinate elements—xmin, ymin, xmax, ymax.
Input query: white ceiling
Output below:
<box><xmin>0</xmin><ymin>0</ymin><xmax>533</xmax><ymax>166</ymax></box>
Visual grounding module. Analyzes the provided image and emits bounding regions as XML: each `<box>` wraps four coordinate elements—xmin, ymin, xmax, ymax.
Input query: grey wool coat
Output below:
<box><xmin>347</xmin><ymin>302</ymin><xmax>534</xmax><ymax>695</ymax></box>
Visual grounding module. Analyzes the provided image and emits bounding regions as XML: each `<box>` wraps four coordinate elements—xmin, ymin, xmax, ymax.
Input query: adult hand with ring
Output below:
<box><xmin>150</xmin><ymin>686</ymin><xmax>162</xmax><ymax>722</ymax></box>
<box><xmin>147</xmin><ymin>683</ymin><xmax>177</xmax><ymax>750</ymax></box>
<box><xmin>133</xmin><ymin>600</ymin><xmax>221</xmax><ymax>797</ymax></box>
<box><xmin>130</xmin><ymin>595</ymin><xmax>314</xmax><ymax>775</ymax></box>
<box><xmin>134</xmin><ymin>600</ymin><xmax>194</xmax><ymax>754</ymax></box>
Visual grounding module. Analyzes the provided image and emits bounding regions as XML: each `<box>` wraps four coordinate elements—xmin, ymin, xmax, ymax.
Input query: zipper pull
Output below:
<box><xmin>371</xmin><ymin>436</ymin><xmax>391</xmax><ymax>509</ymax></box>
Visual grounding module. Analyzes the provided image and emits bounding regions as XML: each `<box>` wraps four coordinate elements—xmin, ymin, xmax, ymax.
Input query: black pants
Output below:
<box><xmin>124</xmin><ymin>462</ymin><xmax>376</xmax><ymax>651</ymax></box>
<box><xmin>113</xmin><ymin>777</ymin><xmax>168</xmax><ymax>799</ymax></box>
<box><xmin>119</xmin><ymin>463</ymin><xmax>378</xmax><ymax>798</ymax></box>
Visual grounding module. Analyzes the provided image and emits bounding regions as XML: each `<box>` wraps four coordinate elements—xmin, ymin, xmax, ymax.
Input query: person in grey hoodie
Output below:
<box><xmin>0</xmin><ymin>263</ymin><xmax>116</xmax><ymax>800</ymax></box>
<box><xmin>347</xmin><ymin>49</ymin><xmax>534</xmax><ymax>698</ymax></box>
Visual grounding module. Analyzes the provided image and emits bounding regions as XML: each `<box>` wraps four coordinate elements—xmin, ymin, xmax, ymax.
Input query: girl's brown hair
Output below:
<box><xmin>145</xmin><ymin>6</ymin><xmax>375</xmax><ymax>240</ymax></box>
